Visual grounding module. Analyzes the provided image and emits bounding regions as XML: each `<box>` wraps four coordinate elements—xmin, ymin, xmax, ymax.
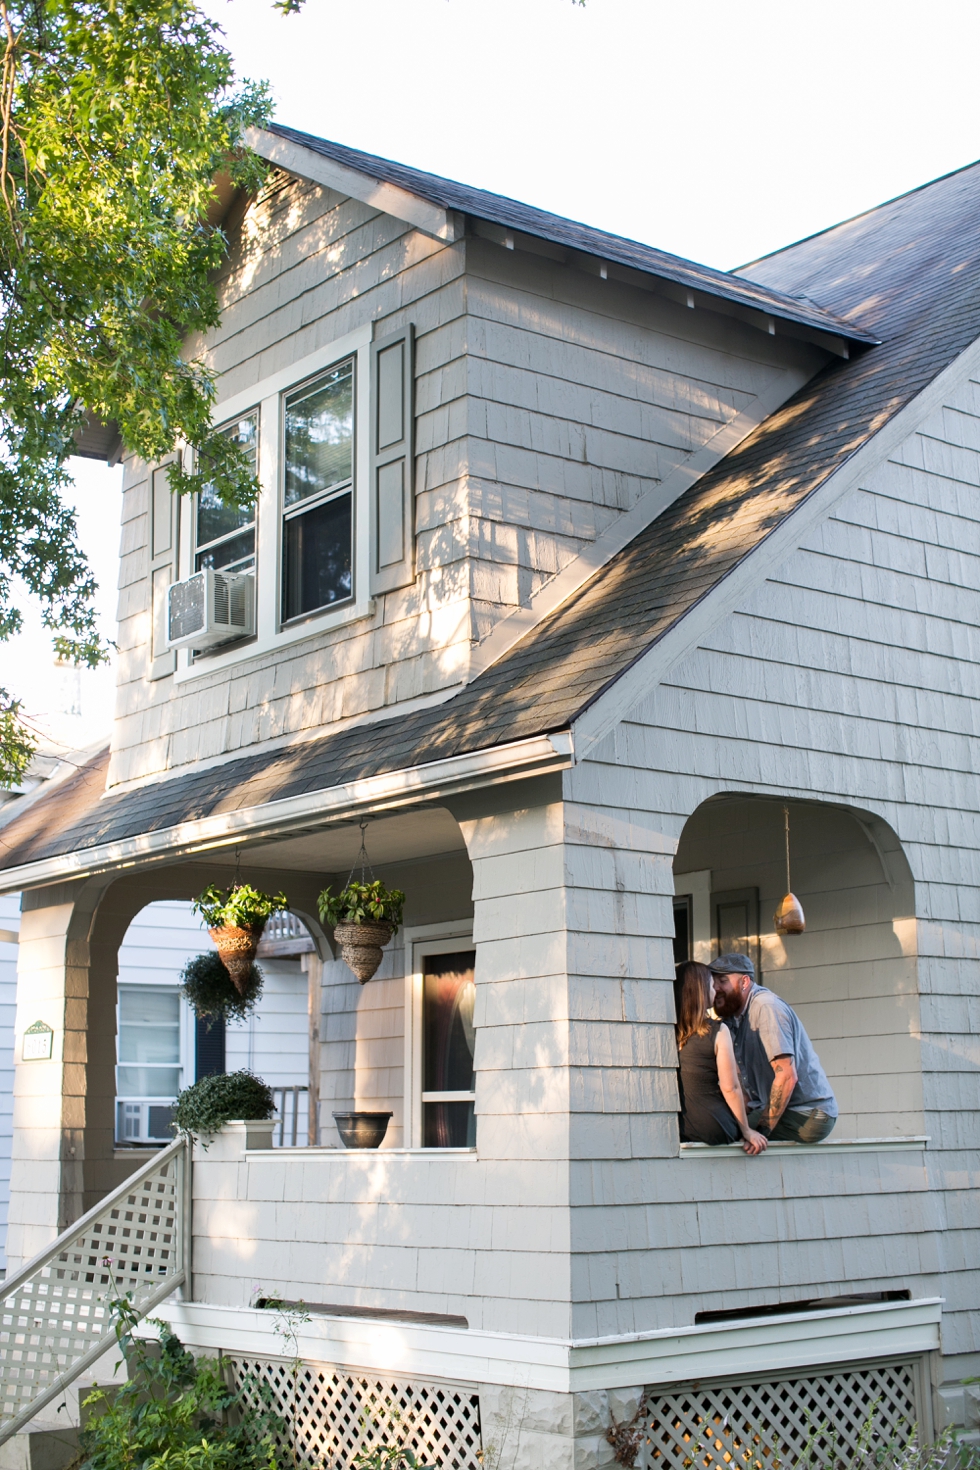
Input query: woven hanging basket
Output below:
<box><xmin>209</xmin><ymin>923</ymin><xmax>265</xmax><ymax>992</ymax></box>
<box><xmin>334</xmin><ymin>921</ymin><xmax>394</xmax><ymax>984</ymax></box>
<box><xmin>773</xmin><ymin>892</ymin><xmax>806</xmax><ymax>935</ymax></box>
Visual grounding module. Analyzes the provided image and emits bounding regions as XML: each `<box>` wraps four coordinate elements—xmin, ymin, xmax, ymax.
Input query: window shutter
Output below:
<box><xmin>369</xmin><ymin>325</ymin><xmax>415</xmax><ymax>595</ymax></box>
<box><xmin>149</xmin><ymin>460</ymin><xmax>178</xmax><ymax>679</ymax></box>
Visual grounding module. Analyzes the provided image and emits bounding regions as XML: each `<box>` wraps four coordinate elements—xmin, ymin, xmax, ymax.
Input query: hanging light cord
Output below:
<box><xmin>784</xmin><ymin>804</ymin><xmax>792</xmax><ymax>892</ymax></box>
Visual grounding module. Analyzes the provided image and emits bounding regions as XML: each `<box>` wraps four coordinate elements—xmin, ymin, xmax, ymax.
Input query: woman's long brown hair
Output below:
<box><xmin>674</xmin><ymin>961</ymin><xmax>714</xmax><ymax>1050</ymax></box>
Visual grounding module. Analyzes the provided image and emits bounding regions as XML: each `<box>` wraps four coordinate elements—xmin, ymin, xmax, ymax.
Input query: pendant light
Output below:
<box><xmin>774</xmin><ymin>804</ymin><xmax>806</xmax><ymax>935</ymax></box>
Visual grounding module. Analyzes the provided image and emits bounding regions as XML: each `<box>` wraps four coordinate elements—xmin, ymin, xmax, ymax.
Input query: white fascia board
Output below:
<box><xmin>0</xmin><ymin>733</ymin><xmax>573</xmax><ymax>896</ymax></box>
<box><xmin>247</xmin><ymin>128</ymin><xmax>458</xmax><ymax>243</ymax></box>
<box><xmin>572</xmin><ymin>331</ymin><xmax>980</xmax><ymax>763</ymax></box>
<box><xmin>153</xmin><ymin>1297</ymin><xmax>941</xmax><ymax>1395</ymax></box>
<box><xmin>466</xmin><ymin>363</ymin><xmax>814</xmax><ymax>685</ymax></box>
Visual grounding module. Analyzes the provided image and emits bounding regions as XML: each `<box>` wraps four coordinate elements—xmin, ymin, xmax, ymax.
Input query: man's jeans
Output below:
<box><xmin>748</xmin><ymin>1107</ymin><xmax>837</xmax><ymax>1144</ymax></box>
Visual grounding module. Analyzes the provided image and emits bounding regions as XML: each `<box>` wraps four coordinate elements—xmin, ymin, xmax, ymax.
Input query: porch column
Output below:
<box><xmin>458</xmin><ymin>792</ymin><xmax>573</xmax><ymax>1338</ymax></box>
<box><xmin>6</xmin><ymin>878</ymin><xmax>114</xmax><ymax>1269</ymax></box>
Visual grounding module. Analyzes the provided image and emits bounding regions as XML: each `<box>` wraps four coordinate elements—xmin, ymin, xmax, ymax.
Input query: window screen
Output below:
<box><xmin>195</xmin><ymin>412</ymin><xmax>258</xmax><ymax>573</ymax></box>
<box><xmin>282</xmin><ymin>362</ymin><xmax>354</xmax><ymax>619</ymax></box>
<box><xmin>422</xmin><ymin>950</ymin><xmax>476</xmax><ymax>1148</ymax></box>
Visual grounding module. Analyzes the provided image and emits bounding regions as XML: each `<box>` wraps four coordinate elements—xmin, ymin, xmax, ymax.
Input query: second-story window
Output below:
<box><xmin>282</xmin><ymin>359</ymin><xmax>354</xmax><ymax>621</ymax></box>
<box><xmin>195</xmin><ymin>412</ymin><xmax>259</xmax><ymax>574</ymax></box>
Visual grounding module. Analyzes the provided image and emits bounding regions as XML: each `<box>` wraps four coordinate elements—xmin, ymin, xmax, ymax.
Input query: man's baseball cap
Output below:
<box><xmin>708</xmin><ymin>952</ymin><xmax>755</xmax><ymax>978</ymax></box>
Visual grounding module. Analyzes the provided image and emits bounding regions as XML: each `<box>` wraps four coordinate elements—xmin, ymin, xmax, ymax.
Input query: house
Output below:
<box><xmin>0</xmin><ymin>129</ymin><xmax>978</xmax><ymax>1466</ymax></box>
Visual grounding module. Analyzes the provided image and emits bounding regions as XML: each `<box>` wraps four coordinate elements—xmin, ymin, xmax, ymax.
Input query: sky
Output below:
<box><xmin>10</xmin><ymin>0</ymin><xmax>980</xmax><ymax>754</ymax></box>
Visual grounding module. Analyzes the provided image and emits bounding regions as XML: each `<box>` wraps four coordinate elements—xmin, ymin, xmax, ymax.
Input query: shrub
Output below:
<box><xmin>181</xmin><ymin>951</ymin><xmax>264</xmax><ymax>1021</ymax></box>
<box><xmin>193</xmin><ymin>883</ymin><xmax>289</xmax><ymax>930</ymax></box>
<box><xmin>172</xmin><ymin>1070</ymin><xmax>274</xmax><ymax>1140</ymax></box>
<box><xmin>80</xmin><ymin>1297</ymin><xmax>286</xmax><ymax>1470</ymax></box>
<box><xmin>317</xmin><ymin>879</ymin><xmax>406</xmax><ymax>932</ymax></box>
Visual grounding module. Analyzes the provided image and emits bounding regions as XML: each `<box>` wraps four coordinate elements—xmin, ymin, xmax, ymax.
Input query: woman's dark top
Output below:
<box><xmin>677</xmin><ymin>1020</ymin><xmax>740</xmax><ymax>1145</ymax></box>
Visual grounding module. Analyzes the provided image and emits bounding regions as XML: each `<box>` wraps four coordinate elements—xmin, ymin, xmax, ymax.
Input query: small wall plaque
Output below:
<box><xmin>22</xmin><ymin>1021</ymin><xmax>53</xmax><ymax>1061</ymax></box>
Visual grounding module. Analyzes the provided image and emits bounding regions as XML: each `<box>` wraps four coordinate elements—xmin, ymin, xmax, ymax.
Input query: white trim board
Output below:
<box><xmin>679</xmin><ymin>1136</ymin><xmax>929</xmax><ymax>1159</ymax></box>
<box><xmin>0</xmin><ymin>732</ymin><xmax>573</xmax><ymax>895</ymax></box>
<box><xmin>248</xmin><ymin>129</ymin><xmax>458</xmax><ymax>243</ymax></box>
<box><xmin>572</xmin><ymin>333</ymin><xmax>980</xmax><ymax>761</ymax></box>
<box><xmin>154</xmin><ymin>1297</ymin><xmax>942</xmax><ymax>1395</ymax></box>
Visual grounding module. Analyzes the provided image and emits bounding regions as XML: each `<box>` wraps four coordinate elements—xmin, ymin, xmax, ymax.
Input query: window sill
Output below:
<box><xmin>173</xmin><ymin>596</ymin><xmax>376</xmax><ymax>684</ymax></box>
<box><xmin>679</xmin><ymin>1136</ymin><xmax>929</xmax><ymax>1158</ymax></box>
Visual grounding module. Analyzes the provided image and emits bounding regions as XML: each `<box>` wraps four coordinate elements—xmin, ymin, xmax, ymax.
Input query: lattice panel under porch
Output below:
<box><xmin>0</xmin><ymin>1155</ymin><xmax>180</xmax><ymax>1420</ymax></box>
<box><xmin>230</xmin><ymin>1357</ymin><xmax>483</xmax><ymax>1469</ymax></box>
<box><xmin>641</xmin><ymin>1359</ymin><xmax>919</xmax><ymax>1469</ymax></box>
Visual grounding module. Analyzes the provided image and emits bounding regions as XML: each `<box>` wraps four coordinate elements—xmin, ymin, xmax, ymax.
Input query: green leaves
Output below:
<box><xmin>171</xmin><ymin>1069</ymin><xmax>275</xmax><ymax>1140</ymax></box>
<box><xmin>0</xmin><ymin>0</ymin><xmax>274</xmax><ymax>774</ymax></box>
<box><xmin>82</xmin><ymin>1301</ymin><xmax>287</xmax><ymax>1470</ymax></box>
<box><xmin>317</xmin><ymin>880</ymin><xmax>406</xmax><ymax>933</ymax></box>
<box><xmin>192</xmin><ymin>883</ymin><xmax>289</xmax><ymax>929</ymax></box>
<box><xmin>0</xmin><ymin>689</ymin><xmax>36</xmax><ymax>788</ymax></box>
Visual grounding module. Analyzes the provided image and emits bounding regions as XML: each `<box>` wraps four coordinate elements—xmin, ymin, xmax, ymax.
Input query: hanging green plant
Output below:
<box><xmin>180</xmin><ymin>951</ymin><xmax>264</xmax><ymax>1022</ymax></box>
<box><xmin>192</xmin><ymin>883</ymin><xmax>289</xmax><ymax>992</ymax></box>
<box><xmin>172</xmin><ymin>1070</ymin><xmax>275</xmax><ymax>1141</ymax></box>
<box><xmin>317</xmin><ymin>879</ymin><xmax>406</xmax><ymax>930</ymax></box>
<box><xmin>318</xmin><ymin>879</ymin><xmax>406</xmax><ymax>985</ymax></box>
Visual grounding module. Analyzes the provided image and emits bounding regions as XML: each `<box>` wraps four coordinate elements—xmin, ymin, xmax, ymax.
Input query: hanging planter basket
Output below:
<box><xmin>192</xmin><ymin>883</ymin><xmax>290</xmax><ymax>995</ymax></box>
<box><xmin>773</xmin><ymin>805</ymin><xmax>806</xmax><ymax>936</ymax></box>
<box><xmin>208</xmin><ymin>924</ymin><xmax>264</xmax><ymax>988</ymax></box>
<box><xmin>318</xmin><ymin>822</ymin><xmax>406</xmax><ymax>985</ymax></box>
<box><xmin>333</xmin><ymin>921</ymin><xmax>394</xmax><ymax>984</ymax></box>
<box><xmin>181</xmin><ymin>951</ymin><xmax>264</xmax><ymax>1021</ymax></box>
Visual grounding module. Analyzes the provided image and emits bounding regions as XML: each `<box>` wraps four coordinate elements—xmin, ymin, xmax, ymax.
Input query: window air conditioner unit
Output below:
<box><xmin>167</xmin><ymin>569</ymin><xmax>255</xmax><ymax>650</ymax></box>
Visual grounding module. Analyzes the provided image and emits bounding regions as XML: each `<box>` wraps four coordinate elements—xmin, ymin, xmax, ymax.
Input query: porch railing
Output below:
<box><xmin>0</xmin><ymin>1134</ymin><xmax>190</xmax><ymax>1444</ymax></box>
<box><xmin>272</xmin><ymin>1085</ymin><xmax>309</xmax><ymax>1147</ymax></box>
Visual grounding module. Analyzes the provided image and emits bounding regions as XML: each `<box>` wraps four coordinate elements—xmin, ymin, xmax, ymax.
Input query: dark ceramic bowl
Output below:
<box><xmin>333</xmin><ymin>1111</ymin><xmax>393</xmax><ymax>1149</ymax></box>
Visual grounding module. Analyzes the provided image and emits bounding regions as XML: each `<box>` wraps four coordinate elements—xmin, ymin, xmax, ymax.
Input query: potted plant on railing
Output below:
<box><xmin>317</xmin><ymin>878</ymin><xmax>406</xmax><ymax>984</ymax></box>
<box><xmin>192</xmin><ymin>884</ymin><xmax>289</xmax><ymax>991</ymax></box>
<box><xmin>171</xmin><ymin>1070</ymin><xmax>275</xmax><ymax>1145</ymax></box>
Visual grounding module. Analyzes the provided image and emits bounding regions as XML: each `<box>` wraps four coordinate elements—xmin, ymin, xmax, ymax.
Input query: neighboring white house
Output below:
<box><xmin>2</xmin><ymin>131</ymin><xmax>980</xmax><ymax>1467</ymax></box>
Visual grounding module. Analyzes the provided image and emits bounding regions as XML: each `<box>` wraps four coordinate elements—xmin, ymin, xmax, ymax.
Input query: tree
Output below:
<box><xmin>0</xmin><ymin>0</ymin><xmax>272</xmax><ymax>784</ymax></box>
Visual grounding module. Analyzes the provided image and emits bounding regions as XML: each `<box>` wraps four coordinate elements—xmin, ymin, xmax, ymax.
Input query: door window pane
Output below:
<box><xmin>284</xmin><ymin>364</ymin><xmax>353</xmax><ymax>507</ymax></box>
<box><xmin>283</xmin><ymin>491</ymin><xmax>352</xmax><ymax>620</ymax></box>
<box><xmin>422</xmin><ymin>950</ymin><xmax>476</xmax><ymax>1148</ymax></box>
<box><xmin>195</xmin><ymin>412</ymin><xmax>258</xmax><ymax>573</ymax></box>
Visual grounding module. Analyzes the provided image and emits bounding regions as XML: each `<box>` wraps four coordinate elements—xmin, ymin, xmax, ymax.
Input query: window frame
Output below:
<box><xmin>193</xmin><ymin>407</ymin><xmax>260</xmax><ymax>578</ymax></box>
<box><xmin>402</xmin><ymin>922</ymin><xmax>476</xmax><ymax>1151</ymax></box>
<box><xmin>115</xmin><ymin>981</ymin><xmax>195</xmax><ymax>1147</ymax></box>
<box><xmin>173</xmin><ymin>323</ymin><xmax>374</xmax><ymax>684</ymax></box>
<box><xmin>279</xmin><ymin>356</ymin><xmax>357</xmax><ymax>626</ymax></box>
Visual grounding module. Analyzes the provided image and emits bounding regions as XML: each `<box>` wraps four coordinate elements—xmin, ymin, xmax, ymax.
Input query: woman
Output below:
<box><xmin>674</xmin><ymin>961</ymin><xmax>768</xmax><ymax>1155</ymax></box>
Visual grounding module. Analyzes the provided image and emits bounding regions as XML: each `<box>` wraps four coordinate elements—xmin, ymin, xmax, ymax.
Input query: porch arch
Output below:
<box><xmin>672</xmin><ymin>794</ymin><xmax>922</xmax><ymax>1140</ymax></box>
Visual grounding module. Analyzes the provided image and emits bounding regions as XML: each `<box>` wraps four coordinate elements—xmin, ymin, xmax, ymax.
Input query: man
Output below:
<box><xmin>709</xmin><ymin>953</ymin><xmax>837</xmax><ymax>1144</ymax></box>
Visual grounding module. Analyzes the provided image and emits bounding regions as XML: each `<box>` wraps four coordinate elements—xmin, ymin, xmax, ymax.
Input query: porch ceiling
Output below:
<box><xmin>201</xmin><ymin>806</ymin><xmax>466</xmax><ymax>873</ymax></box>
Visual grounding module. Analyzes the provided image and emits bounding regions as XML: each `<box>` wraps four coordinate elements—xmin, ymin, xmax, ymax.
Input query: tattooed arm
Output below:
<box><xmin>763</xmin><ymin>1056</ymin><xmax>798</xmax><ymax>1132</ymax></box>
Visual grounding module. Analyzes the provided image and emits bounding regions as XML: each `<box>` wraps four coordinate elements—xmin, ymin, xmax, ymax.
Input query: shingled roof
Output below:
<box><xmin>5</xmin><ymin>155</ymin><xmax>980</xmax><ymax>879</ymax></box>
<box><xmin>263</xmin><ymin>123</ymin><xmax>876</xmax><ymax>349</ymax></box>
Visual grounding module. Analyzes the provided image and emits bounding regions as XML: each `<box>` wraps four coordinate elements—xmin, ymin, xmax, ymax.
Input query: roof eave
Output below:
<box><xmin>253</xmin><ymin>125</ymin><xmax>878</xmax><ymax>354</ymax></box>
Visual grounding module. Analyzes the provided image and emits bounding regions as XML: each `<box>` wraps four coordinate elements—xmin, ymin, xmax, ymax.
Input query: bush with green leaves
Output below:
<box><xmin>181</xmin><ymin>951</ymin><xmax>264</xmax><ymax>1021</ymax></box>
<box><xmin>172</xmin><ymin>1070</ymin><xmax>274</xmax><ymax>1140</ymax></box>
<box><xmin>318</xmin><ymin>880</ymin><xmax>406</xmax><ymax>932</ymax></box>
<box><xmin>193</xmin><ymin>883</ymin><xmax>289</xmax><ymax>930</ymax></box>
<box><xmin>81</xmin><ymin>1296</ymin><xmax>286</xmax><ymax>1470</ymax></box>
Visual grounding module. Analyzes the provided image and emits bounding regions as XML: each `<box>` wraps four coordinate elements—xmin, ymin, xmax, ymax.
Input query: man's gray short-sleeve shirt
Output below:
<box><xmin>729</xmin><ymin>984</ymin><xmax>838</xmax><ymax>1118</ymax></box>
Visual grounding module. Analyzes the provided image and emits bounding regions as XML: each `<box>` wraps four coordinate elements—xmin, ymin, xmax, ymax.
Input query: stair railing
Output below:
<box><xmin>0</xmin><ymin>1133</ymin><xmax>190</xmax><ymax>1444</ymax></box>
